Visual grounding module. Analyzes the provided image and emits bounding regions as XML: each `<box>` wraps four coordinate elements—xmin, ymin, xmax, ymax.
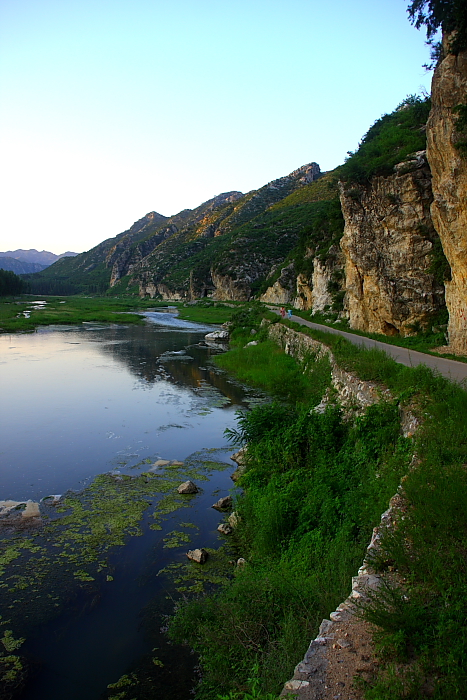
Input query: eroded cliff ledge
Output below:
<box><xmin>427</xmin><ymin>38</ymin><xmax>467</xmax><ymax>354</ymax></box>
<box><xmin>339</xmin><ymin>155</ymin><xmax>445</xmax><ymax>336</ymax></box>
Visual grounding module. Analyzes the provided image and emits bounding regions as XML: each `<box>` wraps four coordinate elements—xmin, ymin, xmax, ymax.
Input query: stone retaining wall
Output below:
<box><xmin>266</xmin><ymin>322</ymin><xmax>417</xmax><ymax>698</ymax></box>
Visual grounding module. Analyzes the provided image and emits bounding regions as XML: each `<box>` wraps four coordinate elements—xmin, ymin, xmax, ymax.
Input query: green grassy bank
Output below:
<box><xmin>168</xmin><ymin>311</ymin><xmax>467</xmax><ymax>700</ymax></box>
<box><xmin>0</xmin><ymin>296</ymin><xmax>236</xmax><ymax>333</ymax></box>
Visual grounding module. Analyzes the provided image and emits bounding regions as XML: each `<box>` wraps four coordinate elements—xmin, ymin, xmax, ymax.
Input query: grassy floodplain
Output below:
<box><xmin>0</xmin><ymin>296</ymin><xmax>237</xmax><ymax>333</ymax></box>
<box><xmin>168</xmin><ymin>308</ymin><xmax>467</xmax><ymax>700</ymax></box>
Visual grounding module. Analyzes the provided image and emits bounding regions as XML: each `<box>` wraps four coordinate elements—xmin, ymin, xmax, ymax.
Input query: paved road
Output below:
<box><xmin>275</xmin><ymin>311</ymin><xmax>467</xmax><ymax>386</ymax></box>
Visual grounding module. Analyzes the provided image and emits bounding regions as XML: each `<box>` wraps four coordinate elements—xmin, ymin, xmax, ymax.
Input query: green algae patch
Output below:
<box><xmin>159</xmin><ymin>546</ymin><xmax>236</xmax><ymax>595</ymax></box>
<box><xmin>0</xmin><ymin>653</ymin><xmax>27</xmax><ymax>696</ymax></box>
<box><xmin>0</xmin><ymin>456</ymin><xmax>231</xmax><ymax>648</ymax></box>
<box><xmin>163</xmin><ymin>530</ymin><xmax>193</xmax><ymax>549</ymax></box>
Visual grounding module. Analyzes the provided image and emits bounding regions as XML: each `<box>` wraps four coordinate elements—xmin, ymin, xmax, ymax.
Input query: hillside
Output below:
<box><xmin>28</xmin><ymin>64</ymin><xmax>467</xmax><ymax>355</ymax></box>
<box><xmin>30</xmin><ymin>165</ymin><xmax>321</xmax><ymax>299</ymax></box>
<box><xmin>0</xmin><ymin>257</ymin><xmax>48</xmax><ymax>274</ymax></box>
<box><xmin>0</xmin><ymin>249</ymin><xmax>77</xmax><ymax>265</ymax></box>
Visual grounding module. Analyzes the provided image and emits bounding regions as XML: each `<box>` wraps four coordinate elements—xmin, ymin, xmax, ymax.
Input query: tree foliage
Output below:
<box><xmin>0</xmin><ymin>269</ymin><xmax>27</xmax><ymax>296</ymax></box>
<box><xmin>408</xmin><ymin>0</ymin><xmax>467</xmax><ymax>53</ymax></box>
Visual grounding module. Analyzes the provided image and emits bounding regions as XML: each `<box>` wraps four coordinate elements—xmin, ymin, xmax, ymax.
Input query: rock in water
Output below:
<box><xmin>187</xmin><ymin>548</ymin><xmax>208</xmax><ymax>564</ymax></box>
<box><xmin>228</xmin><ymin>512</ymin><xmax>240</xmax><ymax>528</ymax></box>
<box><xmin>205</xmin><ymin>330</ymin><xmax>229</xmax><ymax>341</ymax></box>
<box><xmin>217</xmin><ymin>523</ymin><xmax>233</xmax><ymax>535</ymax></box>
<box><xmin>231</xmin><ymin>447</ymin><xmax>247</xmax><ymax>465</ymax></box>
<box><xmin>212</xmin><ymin>496</ymin><xmax>233</xmax><ymax>511</ymax></box>
<box><xmin>177</xmin><ymin>481</ymin><xmax>198</xmax><ymax>494</ymax></box>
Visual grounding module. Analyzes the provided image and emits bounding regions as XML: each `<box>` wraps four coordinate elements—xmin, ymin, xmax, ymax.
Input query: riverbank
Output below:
<box><xmin>0</xmin><ymin>296</ymin><xmax>238</xmax><ymax>333</ymax></box>
<box><xmin>169</xmin><ymin>310</ymin><xmax>467</xmax><ymax>700</ymax></box>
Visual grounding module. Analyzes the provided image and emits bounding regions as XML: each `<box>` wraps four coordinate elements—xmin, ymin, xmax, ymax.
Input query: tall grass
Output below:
<box><xmin>170</xmin><ymin>317</ymin><xmax>467</xmax><ymax>699</ymax></box>
<box><xmin>169</xmin><ymin>329</ymin><xmax>414</xmax><ymax>699</ymax></box>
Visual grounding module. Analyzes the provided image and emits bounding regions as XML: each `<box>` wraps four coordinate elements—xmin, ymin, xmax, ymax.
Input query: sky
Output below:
<box><xmin>0</xmin><ymin>0</ymin><xmax>434</xmax><ymax>255</ymax></box>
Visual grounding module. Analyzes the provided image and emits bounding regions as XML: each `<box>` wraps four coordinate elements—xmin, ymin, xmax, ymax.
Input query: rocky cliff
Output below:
<box><xmin>258</xmin><ymin>97</ymin><xmax>449</xmax><ymax>339</ymax></box>
<box><xmin>427</xmin><ymin>36</ymin><xmax>467</xmax><ymax>353</ymax></box>
<box><xmin>131</xmin><ymin>163</ymin><xmax>322</xmax><ymax>300</ymax></box>
<box><xmin>339</xmin><ymin>153</ymin><xmax>445</xmax><ymax>335</ymax></box>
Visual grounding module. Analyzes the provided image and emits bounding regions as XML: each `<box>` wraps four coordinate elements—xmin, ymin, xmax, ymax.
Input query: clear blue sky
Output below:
<box><xmin>0</xmin><ymin>0</ymin><xmax>433</xmax><ymax>254</ymax></box>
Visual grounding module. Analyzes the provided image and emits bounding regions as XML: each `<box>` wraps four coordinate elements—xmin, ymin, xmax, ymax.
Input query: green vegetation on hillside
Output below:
<box><xmin>25</xmin><ymin>257</ymin><xmax>111</xmax><ymax>295</ymax></box>
<box><xmin>339</xmin><ymin>95</ymin><xmax>431</xmax><ymax>184</ymax></box>
<box><xmin>254</xmin><ymin>174</ymin><xmax>345</xmax><ymax>297</ymax></box>
<box><xmin>168</xmin><ymin>310</ymin><xmax>467</xmax><ymax>699</ymax></box>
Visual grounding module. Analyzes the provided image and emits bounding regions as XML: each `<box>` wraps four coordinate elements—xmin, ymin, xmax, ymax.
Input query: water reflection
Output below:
<box><xmin>0</xmin><ymin>315</ymin><xmax>266</xmax><ymax>700</ymax></box>
<box><xmin>0</xmin><ymin>318</ymin><xmax>258</xmax><ymax>501</ymax></box>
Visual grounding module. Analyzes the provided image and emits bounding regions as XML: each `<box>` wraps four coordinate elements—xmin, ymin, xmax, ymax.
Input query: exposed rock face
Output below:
<box><xmin>260</xmin><ymin>263</ymin><xmax>297</xmax><ymax>304</ymax></box>
<box><xmin>339</xmin><ymin>156</ymin><xmax>445</xmax><ymax>336</ymax></box>
<box><xmin>427</xmin><ymin>39</ymin><xmax>467</xmax><ymax>353</ymax></box>
<box><xmin>294</xmin><ymin>250</ymin><xmax>345</xmax><ymax>313</ymax></box>
<box><xmin>108</xmin><ymin>221</ymin><xmax>178</xmax><ymax>287</ymax></box>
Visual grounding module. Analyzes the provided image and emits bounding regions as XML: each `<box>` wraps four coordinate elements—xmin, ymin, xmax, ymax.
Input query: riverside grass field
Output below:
<box><xmin>0</xmin><ymin>296</ymin><xmax>238</xmax><ymax>333</ymax></box>
<box><xmin>170</xmin><ymin>308</ymin><xmax>467</xmax><ymax>700</ymax></box>
<box><xmin>1</xmin><ymin>297</ymin><xmax>467</xmax><ymax>698</ymax></box>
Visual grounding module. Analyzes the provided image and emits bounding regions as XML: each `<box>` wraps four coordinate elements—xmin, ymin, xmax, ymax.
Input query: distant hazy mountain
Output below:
<box><xmin>0</xmin><ymin>249</ymin><xmax>78</xmax><ymax>266</ymax></box>
<box><xmin>0</xmin><ymin>257</ymin><xmax>49</xmax><ymax>274</ymax></box>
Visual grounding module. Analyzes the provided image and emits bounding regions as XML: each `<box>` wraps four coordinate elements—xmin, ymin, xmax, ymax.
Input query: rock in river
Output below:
<box><xmin>187</xmin><ymin>548</ymin><xmax>208</xmax><ymax>564</ymax></box>
<box><xmin>205</xmin><ymin>330</ymin><xmax>229</xmax><ymax>341</ymax></box>
<box><xmin>212</xmin><ymin>496</ymin><xmax>233</xmax><ymax>511</ymax></box>
<box><xmin>217</xmin><ymin>523</ymin><xmax>233</xmax><ymax>535</ymax></box>
<box><xmin>177</xmin><ymin>480</ymin><xmax>199</xmax><ymax>495</ymax></box>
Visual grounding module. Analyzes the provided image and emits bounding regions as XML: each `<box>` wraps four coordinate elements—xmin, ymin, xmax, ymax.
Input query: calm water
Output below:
<box><xmin>0</xmin><ymin>312</ymin><xmax>261</xmax><ymax>699</ymax></box>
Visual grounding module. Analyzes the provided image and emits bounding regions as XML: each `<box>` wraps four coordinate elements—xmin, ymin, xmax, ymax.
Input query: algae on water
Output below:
<box><xmin>0</xmin><ymin>454</ymin><xmax>233</xmax><ymax>655</ymax></box>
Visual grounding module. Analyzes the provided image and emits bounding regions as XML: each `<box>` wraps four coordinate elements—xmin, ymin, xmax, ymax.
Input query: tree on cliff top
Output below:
<box><xmin>408</xmin><ymin>0</ymin><xmax>467</xmax><ymax>54</ymax></box>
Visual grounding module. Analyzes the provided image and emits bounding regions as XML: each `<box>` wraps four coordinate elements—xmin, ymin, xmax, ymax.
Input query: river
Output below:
<box><xmin>0</xmin><ymin>311</ymin><xmax>262</xmax><ymax>700</ymax></box>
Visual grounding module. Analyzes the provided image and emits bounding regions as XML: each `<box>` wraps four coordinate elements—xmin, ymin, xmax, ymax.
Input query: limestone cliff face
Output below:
<box><xmin>427</xmin><ymin>39</ymin><xmax>467</xmax><ymax>353</ymax></box>
<box><xmin>339</xmin><ymin>156</ymin><xmax>445</xmax><ymax>335</ymax></box>
<box><xmin>293</xmin><ymin>248</ymin><xmax>345</xmax><ymax>313</ymax></box>
<box><xmin>260</xmin><ymin>263</ymin><xmax>297</xmax><ymax>305</ymax></box>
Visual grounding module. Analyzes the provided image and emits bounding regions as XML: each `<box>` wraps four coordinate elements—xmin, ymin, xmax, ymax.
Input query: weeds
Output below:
<box><xmin>169</xmin><ymin>344</ymin><xmax>411</xmax><ymax>698</ymax></box>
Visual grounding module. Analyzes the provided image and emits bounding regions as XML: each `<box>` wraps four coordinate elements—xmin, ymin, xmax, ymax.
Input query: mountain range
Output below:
<box><xmin>0</xmin><ymin>249</ymin><xmax>77</xmax><ymax>274</ymax></box>
<box><xmin>24</xmin><ymin>42</ymin><xmax>467</xmax><ymax>354</ymax></box>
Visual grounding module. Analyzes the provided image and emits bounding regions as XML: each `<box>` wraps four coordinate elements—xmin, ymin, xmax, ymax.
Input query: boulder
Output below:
<box><xmin>212</xmin><ymin>496</ymin><xmax>233</xmax><ymax>511</ymax></box>
<box><xmin>230</xmin><ymin>467</ymin><xmax>245</xmax><ymax>482</ymax></box>
<box><xmin>177</xmin><ymin>480</ymin><xmax>198</xmax><ymax>495</ymax></box>
<box><xmin>217</xmin><ymin>523</ymin><xmax>233</xmax><ymax>535</ymax></box>
<box><xmin>41</xmin><ymin>495</ymin><xmax>62</xmax><ymax>506</ymax></box>
<box><xmin>187</xmin><ymin>548</ymin><xmax>208</xmax><ymax>564</ymax></box>
<box><xmin>205</xmin><ymin>330</ymin><xmax>229</xmax><ymax>341</ymax></box>
<box><xmin>231</xmin><ymin>447</ymin><xmax>247</xmax><ymax>465</ymax></box>
<box><xmin>228</xmin><ymin>512</ymin><xmax>240</xmax><ymax>528</ymax></box>
<box><xmin>237</xmin><ymin>557</ymin><xmax>247</xmax><ymax>567</ymax></box>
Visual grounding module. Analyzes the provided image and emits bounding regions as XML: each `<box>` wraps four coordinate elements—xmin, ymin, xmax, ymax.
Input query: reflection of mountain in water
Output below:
<box><xmin>91</xmin><ymin>320</ymin><xmax>255</xmax><ymax>407</ymax></box>
<box><xmin>162</xmin><ymin>344</ymin><xmax>251</xmax><ymax>406</ymax></box>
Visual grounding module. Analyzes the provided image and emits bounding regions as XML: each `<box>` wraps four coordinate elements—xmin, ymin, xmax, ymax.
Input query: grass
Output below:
<box><xmin>169</xmin><ymin>309</ymin><xmax>467</xmax><ymax>700</ymax></box>
<box><xmin>289</xmin><ymin>309</ymin><xmax>467</xmax><ymax>363</ymax></box>
<box><xmin>215</xmin><ymin>334</ymin><xmax>331</xmax><ymax>405</ymax></box>
<box><xmin>0</xmin><ymin>296</ymin><xmax>236</xmax><ymax>333</ymax></box>
<box><xmin>175</xmin><ymin>301</ymin><xmax>239</xmax><ymax>325</ymax></box>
